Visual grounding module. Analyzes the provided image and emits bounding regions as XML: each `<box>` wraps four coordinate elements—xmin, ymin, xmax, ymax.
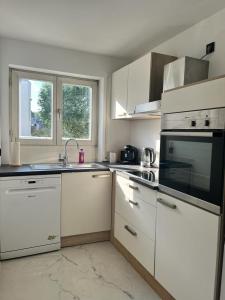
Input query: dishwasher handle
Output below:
<box><xmin>28</xmin><ymin>180</ymin><xmax>36</xmax><ymax>184</ymax></box>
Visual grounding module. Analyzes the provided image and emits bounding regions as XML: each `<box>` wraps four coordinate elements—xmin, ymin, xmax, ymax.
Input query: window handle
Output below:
<box><xmin>57</xmin><ymin>108</ymin><xmax>62</xmax><ymax>119</ymax></box>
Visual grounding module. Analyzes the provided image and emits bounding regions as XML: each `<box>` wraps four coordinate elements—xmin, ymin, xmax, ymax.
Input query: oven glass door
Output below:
<box><xmin>159</xmin><ymin>131</ymin><xmax>225</xmax><ymax>207</ymax></box>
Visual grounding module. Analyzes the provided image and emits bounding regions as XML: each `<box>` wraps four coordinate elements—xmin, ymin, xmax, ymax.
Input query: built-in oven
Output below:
<box><xmin>159</xmin><ymin>108</ymin><xmax>225</xmax><ymax>215</ymax></box>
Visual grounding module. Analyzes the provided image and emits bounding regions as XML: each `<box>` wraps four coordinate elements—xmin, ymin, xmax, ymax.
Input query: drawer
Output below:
<box><xmin>115</xmin><ymin>186</ymin><xmax>156</xmax><ymax>240</ymax></box>
<box><xmin>114</xmin><ymin>212</ymin><xmax>155</xmax><ymax>275</ymax></box>
<box><xmin>116</xmin><ymin>174</ymin><xmax>157</xmax><ymax>207</ymax></box>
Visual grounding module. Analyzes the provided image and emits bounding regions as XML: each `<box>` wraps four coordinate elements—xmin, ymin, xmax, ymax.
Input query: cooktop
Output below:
<box><xmin>127</xmin><ymin>169</ymin><xmax>158</xmax><ymax>189</ymax></box>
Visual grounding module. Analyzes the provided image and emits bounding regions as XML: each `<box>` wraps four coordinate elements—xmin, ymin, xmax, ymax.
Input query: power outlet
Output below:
<box><xmin>206</xmin><ymin>42</ymin><xmax>215</xmax><ymax>55</ymax></box>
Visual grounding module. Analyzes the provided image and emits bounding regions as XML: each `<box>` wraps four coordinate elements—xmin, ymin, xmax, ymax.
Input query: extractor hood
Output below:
<box><xmin>133</xmin><ymin>100</ymin><xmax>161</xmax><ymax>117</ymax></box>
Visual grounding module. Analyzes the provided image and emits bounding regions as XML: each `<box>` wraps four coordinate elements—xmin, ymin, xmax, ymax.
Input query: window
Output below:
<box><xmin>11</xmin><ymin>70</ymin><xmax>98</xmax><ymax>145</ymax></box>
<box><xmin>19</xmin><ymin>78</ymin><xmax>53</xmax><ymax>139</ymax></box>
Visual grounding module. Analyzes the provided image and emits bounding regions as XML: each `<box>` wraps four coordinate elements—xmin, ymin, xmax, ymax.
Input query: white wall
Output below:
<box><xmin>0</xmin><ymin>37</ymin><xmax>130</xmax><ymax>163</ymax></box>
<box><xmin>152</xmin><ymin>8</ymin><xmax>225</xmax><ymax>78</ymax></box>
<box><xmin>129</xmin><ymin>8</ymin><xmax>225</xmax><ymax>157</ymax></box>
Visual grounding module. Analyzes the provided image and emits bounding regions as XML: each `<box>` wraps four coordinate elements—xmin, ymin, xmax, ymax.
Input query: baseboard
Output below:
<box><xmin>112</xmin><ymin>237</ymin><xmax>175</xmax><ymax>300</ymax></box>
<box><xmin>61</xmin><ymin>231</ymin><xmax>110</xmax><ymax>248</ymax></box>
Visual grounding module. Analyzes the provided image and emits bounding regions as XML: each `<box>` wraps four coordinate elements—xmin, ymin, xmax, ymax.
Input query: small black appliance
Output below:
<box><xmin>120</xmin><ymin>145</ymin><xmax>138</xmax><ymax>164</ymax></box>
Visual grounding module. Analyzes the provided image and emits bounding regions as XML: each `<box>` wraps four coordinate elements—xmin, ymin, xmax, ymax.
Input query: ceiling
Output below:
<box><xmin>0</xmin><ymin>0</ymin><xmax>225</xmax><ymax>58</ymax></box>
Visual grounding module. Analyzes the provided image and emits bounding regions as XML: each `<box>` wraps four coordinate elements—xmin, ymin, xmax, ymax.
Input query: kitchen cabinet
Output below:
<box><xmin>61</xmin><ymin>171</ymin><xmax>112</xmax><ymax>237</ymax></box>
<box><xmin>220</xmin><ymin>246</ymin><xmax>225</xmax><ymax>300</ymax></box>
<box><xmin>114</xmin><ymin>173</ymin><xmax>157</xmax><ymax>274</ymax></box>
<box><xmin>127</xmin><ymin>53</ymin><xmax>151</xmax><ymax>114</ymax></box>
<box><xmin>155</xmin><ymin>192</ymin><xmax>219</xmax><ymax>300</ymax></box>
<box><xmin>111</xmin><ymin>65</ymin><xmax>129</xmax><ymax>119</ymax></box>
<box><xmin>111</xmin><ymin>52</ymin><xmax>176</xmax><ymax>119</ymax></box>
<box><xmin>161</xmin><ymin>75</ymin><xmax>225</xmax><ymax>114</ymax></box>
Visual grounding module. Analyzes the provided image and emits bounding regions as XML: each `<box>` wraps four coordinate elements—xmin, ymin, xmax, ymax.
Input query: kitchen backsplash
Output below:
<box><xmin>20</xmin><ymin>145</ymin><xmax>97</xmax><ymax>164</ymax></box>
<box><xmin>129</xmin><ymin>119</ymin><xmax>161</xmax><ymax>164</ymax></box>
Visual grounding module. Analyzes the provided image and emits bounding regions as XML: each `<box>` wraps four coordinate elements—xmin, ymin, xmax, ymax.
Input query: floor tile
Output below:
<box><xmin>0</xmin><ymin>242</ymin><xmax>160</xmax><ymax>300</ymax></box>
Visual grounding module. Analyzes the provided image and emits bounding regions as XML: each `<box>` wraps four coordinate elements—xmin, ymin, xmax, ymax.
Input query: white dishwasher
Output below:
<box><xmin>0</xmin><ymin>175</ymin><xmax>61</xmax><ymax>260</ymax></box>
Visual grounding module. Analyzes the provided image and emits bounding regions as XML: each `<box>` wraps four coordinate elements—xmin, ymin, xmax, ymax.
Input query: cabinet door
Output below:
<box><xmin>221</xmin><ymin>247</ymin><xmax>225</xmax><ymax>300</ymax></box>
<box><xmin>114</xmin><ymin>212</ymin><xmax>155</xmax><ymax>274</ymax></box>
<box><xmin>127</xmin><ymin>53</ymin><xmax>151</xmax><ymax>114</ymax></box>
<box><xmin>111</xmin><ymin>65</ymin><xmax>129</xmax><ymax>119</ymax></box>
<box><xmin>155</xmin><ymin>193</ymin><xmax>219</xmax><ymax>300</ymax></box>
<box><xmin>61</xmin><ymin>172</ymin><xmax>112</xmax><ymax>237</ymax></box>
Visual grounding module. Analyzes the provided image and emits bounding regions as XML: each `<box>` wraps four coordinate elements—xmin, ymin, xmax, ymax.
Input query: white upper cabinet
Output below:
<box><xmin>111</xmin><ymin>65</ymin><xmax>129</xmax><ymax>119</ymax></box>
<box><xmin>111</xmin><ymin>52</ymin><xmax>177</xmax><ymax>119</ymax></box>
<box><xmin>155</xmin><ymin>192</ymin><xmax>219</xmax><ymax>300</ymax></box>
<box><xmin>127</xmin><ymin>53</ymin><xmax>151</xmax><ymax>114</ymax></box>
<box><xmin>162</xmin><ymin>75</ymin><xmax>225</xmax><ymax>114</ymax></box>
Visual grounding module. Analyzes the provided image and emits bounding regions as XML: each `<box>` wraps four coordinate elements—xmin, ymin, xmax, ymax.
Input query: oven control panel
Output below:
<box><xmin>162</xmin><ymin>108</ymin><xmax>225</xmax><ymax>130</ymax></box>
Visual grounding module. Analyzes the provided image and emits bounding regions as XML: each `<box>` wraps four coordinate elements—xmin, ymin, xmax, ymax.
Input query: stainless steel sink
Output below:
<box><xmin>63</xmin><ymin>163</ymin><xmax>102</xmax><ymax>169</ymax></box>
<box><xmin>30</xmin><ymin>164</ymin><xmax>63</xmax><ymax>170</ymax></box>
<box><xmin>30</xmin><ymin>163</ymin><xmax>103</xmax><ymax>170</ymax></box>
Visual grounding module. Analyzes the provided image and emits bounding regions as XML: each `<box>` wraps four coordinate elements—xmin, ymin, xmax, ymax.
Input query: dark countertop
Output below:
<box><xmin>0</xmin><ymin>163</ymin><xmax>159</xmax><ymax>191</ymax></box>
<box><xmin>106</xmin><ymin>163</ymin><xmax>159</xmax><ymax>191</ymax></box>
<box><xmin>0</xmin><ymin>164</ymin><xmax>110</xmax><ymax>177</ymax></box>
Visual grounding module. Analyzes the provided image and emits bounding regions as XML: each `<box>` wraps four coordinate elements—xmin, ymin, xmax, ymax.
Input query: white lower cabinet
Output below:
<box><xmin>114</xmin><ymin>173</ymin><xmax>157</xmax><ymax>275</ymax></box>
<box><xmin>155</xmin><ymin>192</ymin><xmax>220</xmax><ymax>300</ymax></box>
<box><xmin>114</xmin><ymin>212</ymin><xmax>155</xmax><ymax>274</ymax></box>
<box><xmin>61</xmin><ymin>172</ymin><xmax>112</xmax><ymax>237</ymax></box>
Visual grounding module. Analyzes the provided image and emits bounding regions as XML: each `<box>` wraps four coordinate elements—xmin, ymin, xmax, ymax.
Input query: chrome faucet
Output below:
<box><xmin>60</xmin><ymin>138</ymin><xmax>79</xmax><ymax>166</ymax></box>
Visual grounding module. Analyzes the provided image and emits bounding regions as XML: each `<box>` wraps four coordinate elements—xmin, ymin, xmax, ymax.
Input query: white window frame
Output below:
<box><xmin>56</xmin><ymin>76</ymin><xmax>98</xmax><ymax>146</ymax></box>
<box><xmin>10</xmin><ymin>69</ymin><xmax>98</xmax><ymax>146</ymax></box>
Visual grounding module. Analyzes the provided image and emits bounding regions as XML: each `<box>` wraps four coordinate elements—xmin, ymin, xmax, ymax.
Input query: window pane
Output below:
<box><xmin>19</xmin><ymin>79</ymin><xmax>53</xmax><ymax>139</ymax></box>
<box><xmin>62</xmin><ymin>84</ymin><xmax>92</xmax><ymax>140</ymax></box>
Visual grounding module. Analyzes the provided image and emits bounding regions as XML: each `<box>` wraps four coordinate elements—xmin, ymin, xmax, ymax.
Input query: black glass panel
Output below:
<box><xmin>159</xmin><ymin>133</ymin><xmax>225</xmax><ymax>206</ymax></box>
<box><xmin>127</xmin><ymin>170</ymin><xmax>157</xmax><ymax>182</ymax></box>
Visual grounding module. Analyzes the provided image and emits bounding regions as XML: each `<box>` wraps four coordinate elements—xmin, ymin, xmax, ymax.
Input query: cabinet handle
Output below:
<box><xmin>124</xmin><ymin>225</ymin><xmax>137</xmax><ymax>236</ymax></box>
<box><xmin>157</xmin><ymin>198</ymin><xmax>177</xmax><ymax>209</ymax></box>
<box><xmin>129</xmin><ymin>184</ymin><xmax>139</xmax><ymax>191</ymax></box>
<box><xmin>129</xmin><ymin>200</ymin><xmax>139</xmax><ymax>206</ymax></box>
<box><xmin>92</xmin><ymin>174</ymin><xmax>110</xmax><ymax>178</ymax></box>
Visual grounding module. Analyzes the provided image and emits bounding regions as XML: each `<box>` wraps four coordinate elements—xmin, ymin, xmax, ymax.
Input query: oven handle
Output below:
<box><xmin>161</xmin><ymin>131</ymin><xmax>213</xmax><ymax>137</ymax></box>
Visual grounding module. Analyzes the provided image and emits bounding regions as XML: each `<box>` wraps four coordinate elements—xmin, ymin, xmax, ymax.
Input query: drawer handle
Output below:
<box><xmin>157</xmin><ymin>198</ymin><xmax>177</xmax><ymax>209</ymax></box>
<box><xmin>129</xmin><ymin>184</ymin><xmax>139</xmax><ymax>191</ymax></box>
<box><xmin>28</xmin><ymin>180</ymin><xmax>36</xmax><ymax>184</ymax></box>
<box><xmin>92</xmin><ymin>174</ymin><xmax>110</xmax><ymax>178</ymax></box>
<box><xmin>129</xmin><ymin>200</ymin><xmax>139</xmax><ymax>206</ymax></box>
<box><xmin>124</xmin><ymin>225</ymin><xmax>137</xmax><ymax>236</ymax></box>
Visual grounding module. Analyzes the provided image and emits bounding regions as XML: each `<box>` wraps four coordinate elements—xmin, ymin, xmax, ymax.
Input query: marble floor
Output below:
<box><xmin>0</xmin><ymin>242</ymin><xmax>160</xmax><ymax>300</ymax></box>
